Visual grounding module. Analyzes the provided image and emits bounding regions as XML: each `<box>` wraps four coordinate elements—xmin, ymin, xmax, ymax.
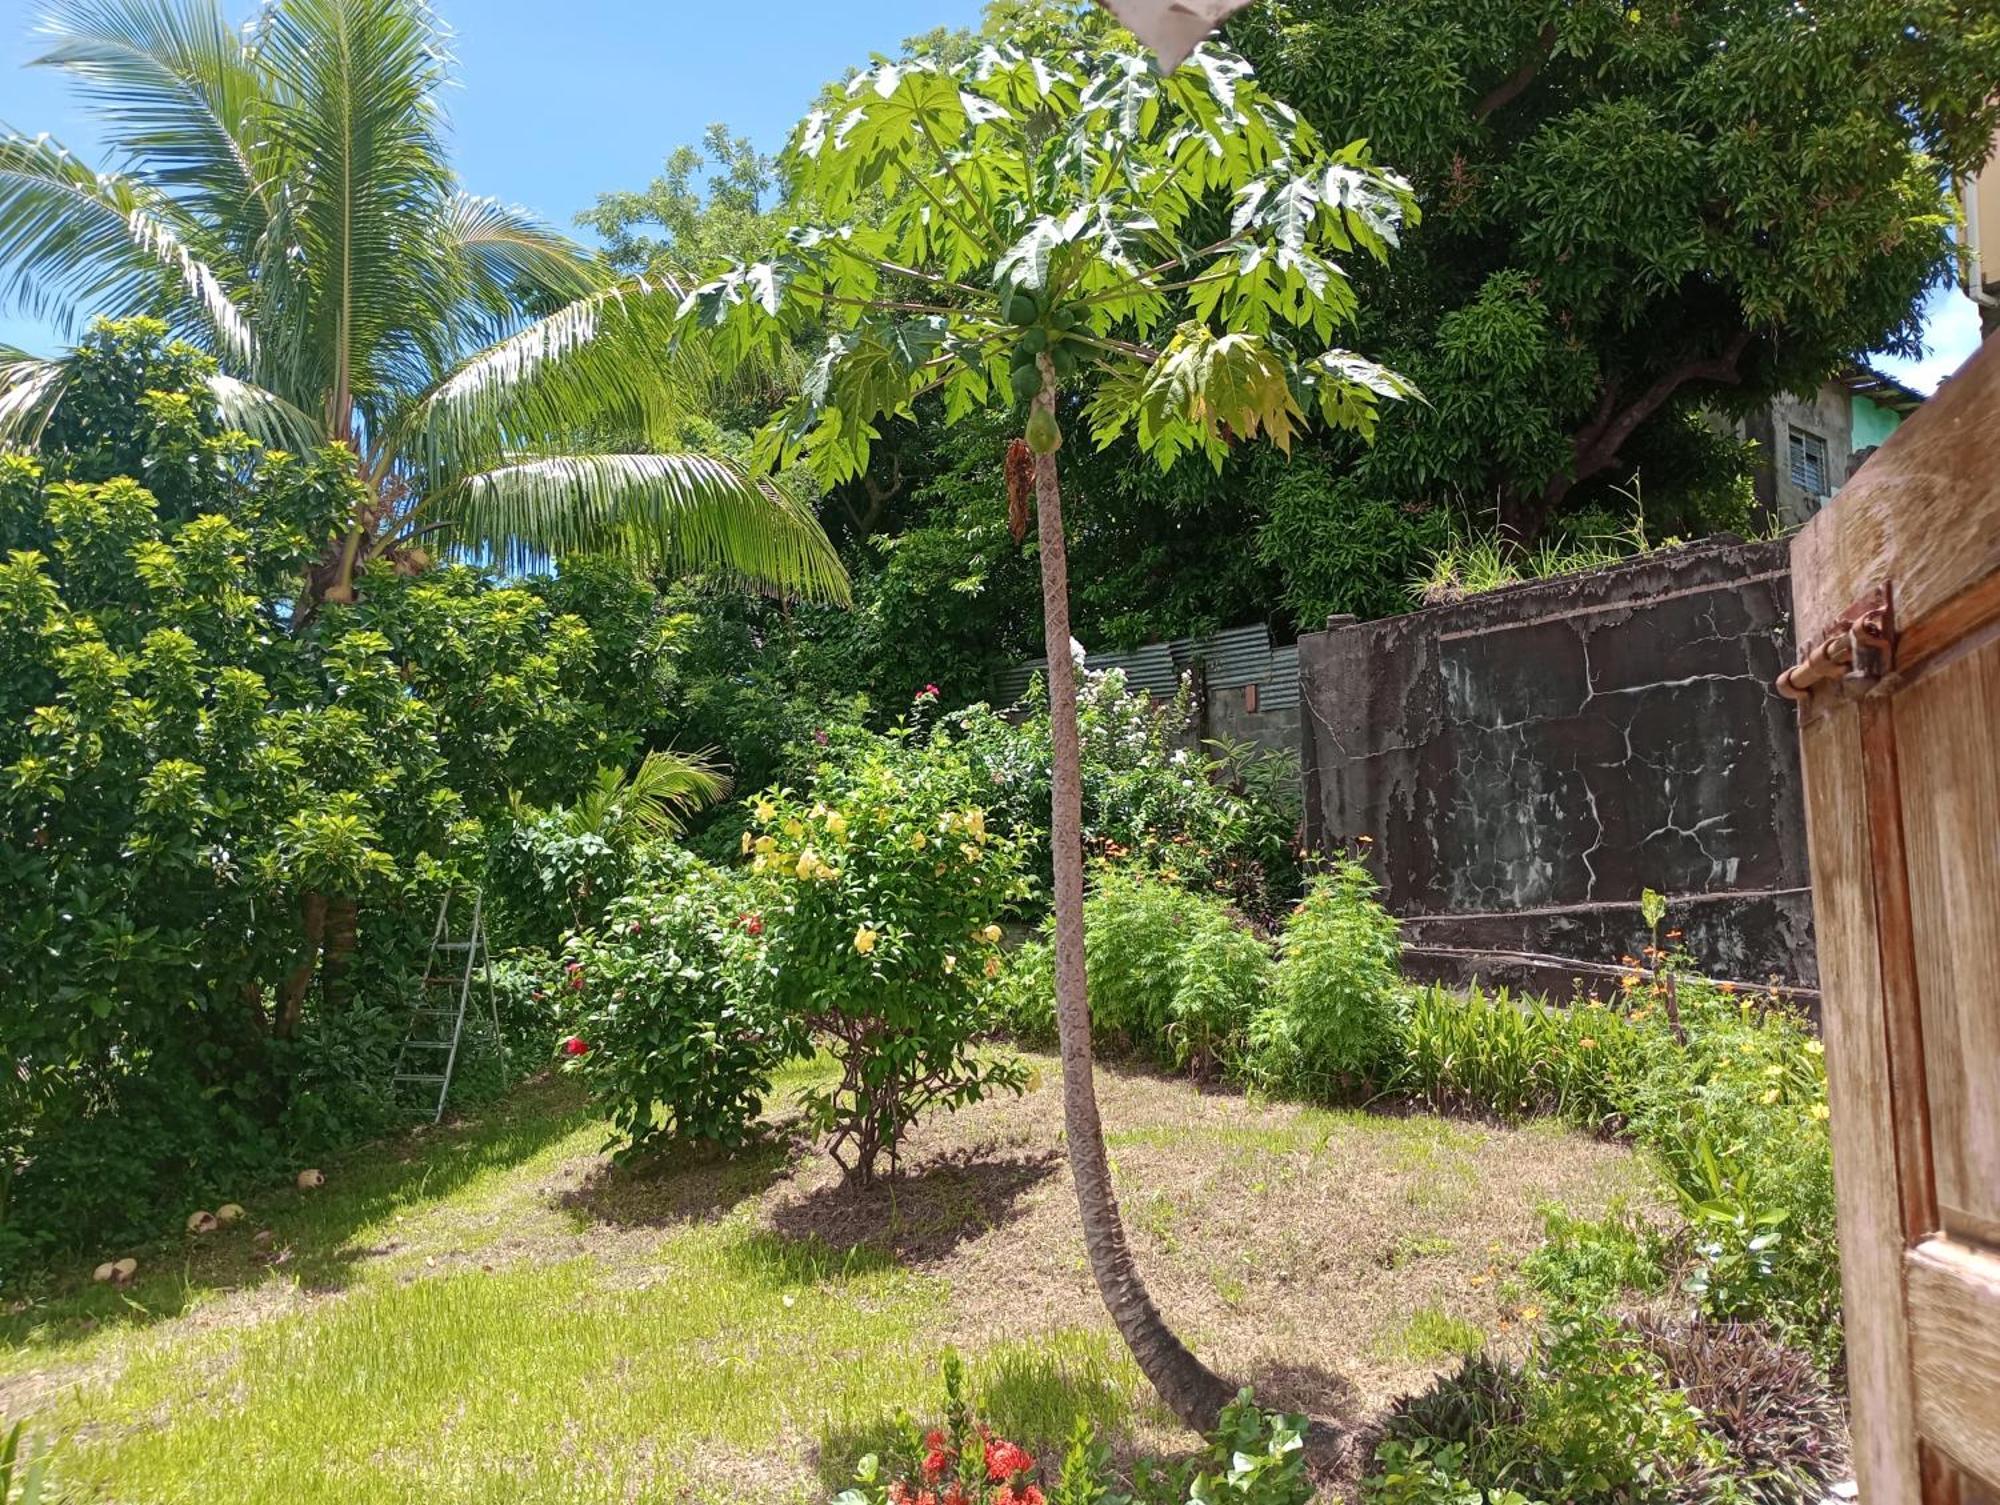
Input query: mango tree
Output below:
<box><xmin>682</xmin><ymin>37</ymin><xmax>1416</xmax><ymax>1427</ymax></box>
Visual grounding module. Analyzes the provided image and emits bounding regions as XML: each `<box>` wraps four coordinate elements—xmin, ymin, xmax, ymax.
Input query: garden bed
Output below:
<box><xmin>2</xmin><ymin>1058</ymin><xmax>1652</xmax><ymax>1502</ymax></box>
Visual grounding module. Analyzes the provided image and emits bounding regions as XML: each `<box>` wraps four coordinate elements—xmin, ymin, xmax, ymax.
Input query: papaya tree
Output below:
<box><xmin>681</xmin><ymin>36</ymin><xmax>1417</xmax><ymax>1427</ymax></box>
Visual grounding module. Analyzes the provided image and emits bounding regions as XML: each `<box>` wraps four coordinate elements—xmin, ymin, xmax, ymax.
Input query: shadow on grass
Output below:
<box><xmin>768</xmin><ymin>1145</ymin><xmax>1062</xmax><ymax>1266</ymax></box>
<box><xmin>1238</xmin><ymin>1357</ymin><xmax>1372</xmax><ymax>1480</ymax></box>
<box><xmin>0</xmin><ymin>1075</ymin><xmax>595</xmax><ymax>1356</ymax></box>
<box><xmin>551</xmin><ymin>1128</ymin><xmax>801</xmax><ymax>1232</ymax></box>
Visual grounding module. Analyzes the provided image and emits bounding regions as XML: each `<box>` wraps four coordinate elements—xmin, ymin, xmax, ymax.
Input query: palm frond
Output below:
<box><xmin>0</xmin><ymin>131</ymin><xmax>255</xmax><ymax>363</ymax></box>
<box><xmin>256</xmin><ymin>0</ymin><xmax>456</xmax><ymax>425</ymax></box>
<box><xmin>443</xmin><ymin>191</ymin><xmax>602</xmax><ymax>317</ymax></box>
<box><xmin>30</xmin><ymin>0</ymin><xmax>271</xmax><ymax>236</ymax></box>
<box><xmin>206</xmin><ymin>372</ymin><xmax>326</xmax><ymax>452</ymax></box>
<box><xmin>387</xmin><ymin>280</ymin><xmax>711</xmax><ymax>479</ymax></box>
<box><xmin>442</xmin><ymin>451</ymin><xmax>852</xmax><ymax>605</ymax></box>
<box><xmin>570</xmin><ymin>748</ymin><xmax>732</xmax><ymax>841</ymax></box>
<box><xmin>0</xmin><ymin>346</ymin><xmax>71</xmax><ymax>448</ymax></box>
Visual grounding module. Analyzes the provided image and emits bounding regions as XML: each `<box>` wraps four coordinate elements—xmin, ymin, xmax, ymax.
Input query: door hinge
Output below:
<box><xmin>1776</xmin><ymin>582</ymin><xmax>1895</xmax><ymax>702</ymax></box>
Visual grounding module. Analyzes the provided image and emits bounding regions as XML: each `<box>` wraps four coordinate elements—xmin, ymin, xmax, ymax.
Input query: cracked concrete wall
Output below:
<box><xmin>1299</xmin><ymin>538</ymin><xmax>1815</xmax><ymax>998</ymax></box>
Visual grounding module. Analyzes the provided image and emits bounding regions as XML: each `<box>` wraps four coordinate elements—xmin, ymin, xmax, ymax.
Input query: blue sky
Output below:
<box><xmin>0</xmin><ymin>0</ymin><xmax>1983</xmax><ymax>391</ymax></box>
<box><xmin>0</xmin><ymin>0</ymin><xmax>983</xmax><ymax>354</ymax></box>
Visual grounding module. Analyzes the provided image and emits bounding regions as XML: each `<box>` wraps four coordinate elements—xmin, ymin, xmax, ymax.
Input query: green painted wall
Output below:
<box><xmin>1851</xmin><ymin>393</ymin><xmax>1904</xmax><ymax>451</ymax></box>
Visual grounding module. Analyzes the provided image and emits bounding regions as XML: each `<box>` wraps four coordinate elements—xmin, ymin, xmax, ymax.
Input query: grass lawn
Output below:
<box><xmin>2</xmin><ymin>1055</ymin><xmax>1656</xmax><ymax>1502</ymax></box>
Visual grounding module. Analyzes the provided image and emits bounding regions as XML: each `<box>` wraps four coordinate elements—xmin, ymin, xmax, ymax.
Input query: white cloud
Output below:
<box><xmin>1873</xmin><ymin>282</ymin><xmax>1989</xmax><ymax>394</ymax></box>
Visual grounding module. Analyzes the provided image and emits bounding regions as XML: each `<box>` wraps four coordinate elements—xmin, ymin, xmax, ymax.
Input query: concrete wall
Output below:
<box><xmin>1299</xmin><ymin>538</ymin><xmax>1815</xmax><ymax>1001</ymax></box>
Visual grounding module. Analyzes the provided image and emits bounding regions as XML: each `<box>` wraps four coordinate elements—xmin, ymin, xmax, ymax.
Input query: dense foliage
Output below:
<box><xmin>1228</xmin><ymin>0</ymin><xmax>2000</xmax><ymax>547</ymax></box>
<box><xmin>0</xmin><ymin>323</ymin><xmax>691</xmax><ymax>1272</ymax></box>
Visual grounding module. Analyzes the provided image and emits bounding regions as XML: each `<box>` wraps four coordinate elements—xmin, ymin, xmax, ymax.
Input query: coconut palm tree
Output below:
<box><xmin>0</xmin><ymin>0</ymin><xmax>848</xmax><ymax>607</ymax></box>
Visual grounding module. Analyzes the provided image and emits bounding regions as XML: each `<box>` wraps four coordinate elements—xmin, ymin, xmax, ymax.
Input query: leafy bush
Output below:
<box><xmin>991</xmin><ymin>934</ymin><xmax>1058</xmax><ymax>1048</ymax></box>
<box><xmin>559</xmin><ymin>858</ymin><xmax>796</xmax><ymax>1158</ymax></box>
<box><xmin>1521</xmin><ymin>1202</ymin><xmax>1670</xmax><ymax>1309</ymax></box>
<box><xmin>751</xmin><ymin>734</ymin><xmax>1030</xmax><ymax>1182</ymax></box>
<box><xmin>1634</xmin><ymin>1316</ymin><xmax>1849</xmax><ymax>1504</ymax></box>
<box><xmin>1246</xmin><ymin>862</ymin><xmax>1404</xmax><ymax>1098</ymax></box>
<box><xmin>1372</xmin><ymin>1313</ymin><xmax>1719</xmax><ymax>1504</ymax></box>
<box><xmin>1081</xmin><ymin>867</ymin><xmax>1270</xmax><ymax>1078</ymax></box>
<box><xmin>939</xmin><ymin>669</ymin><xmax>1303</xmax><ymax>923</ymax></box>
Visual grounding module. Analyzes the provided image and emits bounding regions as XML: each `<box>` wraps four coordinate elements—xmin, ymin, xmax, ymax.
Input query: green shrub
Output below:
<box><xmin>1246</xmin><ymin>862</ymin><xmax>1404</xmax><ymax>1098</ymax></box>
<box><xmin>751</xmin><ymin>736</ymin><xmax>1030</xmax><ymax>1183</ymax></box>
<box><xmin>1522</xmin><ymin>1202</ymin><xmax>1670</xmax><ymax>1309</ymax></box>
<box><xmin>1393</xmin><ymin>986</ymin><xmax>1640</xmax><ymax>1125</ymax></box>
<box><xmin>560</xmin><ymin>859</ymin><xmax>795</xmax><ymax>1158</ymax></box>
<box><xmin>940</xmin><ymin>669</ymin><xmax>1304</xmax><ymax>924</ymax></box>
<box><xmin>1373</xmin><ymin>1314</ymin><xmax>1719</xmax><ymax>1504</ymax></box>
<box><xmin>1082</xmin><ymin>866</ymin><xmax>1270</xmax><ymax>1077</ymax></box>
<box><xmin>991</xmin><ymin>933</ymin><xmax>1058</xmax><ymax>1047</ymax></box>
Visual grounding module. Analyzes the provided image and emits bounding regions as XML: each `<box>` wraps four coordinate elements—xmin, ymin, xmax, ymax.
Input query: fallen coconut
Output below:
<box><xmin>252</xmin><ymin>1229</ymin><xmax>274</xmax><ymax>1249</ymax></box>
<box><xmin>215</xmin><ymin>1203</ymin><xmax>245</xmax><ymax>1225</ymax></box>
<box><xmin>186</xmin><ymin>1209</ymin><xmax>219</xmax><ymax>1234</ymax></box>
<box><xmin>93</xmin><ymin>1260</ymin><xmax>117</xmax><ymax>1284</ymax></box>
<box><xmin>111</xmin><ymin>1257</ymin><xmax>138</xmax><ymax>1284</ymax></box>
<box><xmin>296</xmin><ymin>1168</ymin><xmax>324</xmax><ymax>1190</ymax></box>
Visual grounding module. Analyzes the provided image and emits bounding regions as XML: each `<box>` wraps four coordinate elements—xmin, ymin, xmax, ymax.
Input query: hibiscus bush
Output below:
<box><xmin>557</xmin><ymin>853</ymin><xmax>797</xmax><ymax>1158</ymax></box>
<box><xmin>749</xmin><ymin>733</ymin><xmax>1032</xmax><ymax>1183</ymax></box>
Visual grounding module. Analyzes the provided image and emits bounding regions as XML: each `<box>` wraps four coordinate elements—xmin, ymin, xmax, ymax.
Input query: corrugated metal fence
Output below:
<box><xmin>994</xmin><ymin>621</ymin><xmax>1300</xmax><ymax>710</ymax></box>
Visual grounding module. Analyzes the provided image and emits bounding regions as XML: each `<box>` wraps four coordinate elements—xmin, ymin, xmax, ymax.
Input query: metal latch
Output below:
<box><xmin>1776</xmin><ymin>582</ymin><xmax>1895</xmax><ymax>701</ymax></box>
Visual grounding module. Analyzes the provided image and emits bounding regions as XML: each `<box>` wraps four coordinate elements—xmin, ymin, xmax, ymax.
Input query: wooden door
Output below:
<box><xmin>1788</xmin><ymin>334</ymin><xmax>2000</xmax><ymax>1504</ymax></box>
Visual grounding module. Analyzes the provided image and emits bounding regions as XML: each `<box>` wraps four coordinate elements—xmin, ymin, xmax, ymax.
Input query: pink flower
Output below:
<box><xmin>560</xmin><ymin>1035</ymin><xmax>589</xmax><ymax>1057</ymax></box>
<box><xmin>917</xmin><ymin>683</ymin><xmax>941</xmax><ymax>700</ymax></box>
<box><xmin>628</xmin><ymin>921</ymin><xmax>643</xmax><ymax>937</ymax></box>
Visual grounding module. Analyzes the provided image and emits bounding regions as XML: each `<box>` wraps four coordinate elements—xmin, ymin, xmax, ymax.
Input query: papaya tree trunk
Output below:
<box><xmin>1028</xmin><ymin>360</ymin><xmax>1234</xmax><ymax>1432</ymax></box>
<box><xmin>322</xmin><ymin>896</ymin><xmax>359</xmax><ymax>1010</ymax></box>
<box><xmin>277</xmin><ymin>890</ymin><xmax>328</xmax><ymax>1039</ymax></box>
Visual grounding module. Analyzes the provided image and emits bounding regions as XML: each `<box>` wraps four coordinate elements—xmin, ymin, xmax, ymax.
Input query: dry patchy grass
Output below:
<box><xmin>1</xmin><ymin>1053</ymin><xmax>1653</xmax><ymax>1502</ymax></box>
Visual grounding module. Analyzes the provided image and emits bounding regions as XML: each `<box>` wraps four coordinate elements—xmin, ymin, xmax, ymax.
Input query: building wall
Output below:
<box><xmin>1298</xmin><ymin>537</ymin><xmax>1814</xmax><ymax>1000</ymax></box>
<box><xmin>1764</xmin><ymin>383</ymin><xmax>1855</xmax><ymax>526</ymax></box>
<box><xmin>1851</xmin><ymin>392</ymin><xmax>1905</xmax><ymax>452</ymax></box>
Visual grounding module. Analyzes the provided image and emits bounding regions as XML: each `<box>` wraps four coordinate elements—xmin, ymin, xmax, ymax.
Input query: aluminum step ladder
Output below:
<box><xmin>395</xmin><ymin>888</ymin><xmax>500</xmax><ymax>1122</ymax></box>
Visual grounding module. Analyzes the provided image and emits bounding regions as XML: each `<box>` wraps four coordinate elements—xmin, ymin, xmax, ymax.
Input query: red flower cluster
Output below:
<box><xmin>565</xmin><ymin>959</ymin><xmax>585</xmax><ymax>992</ymax></box>
<box><xmin>740</xmin><ymin>911</ymin><xmax>765</xmax><ymax>936</ymax></box>
<box><xmin>916</xmin><ymin>683</ymin><xmax>941</xmax><ymax>701</ymax></box>
<box><xmin>901</xmin><ymin>1428</ymin><xmax>1037</xmax><ymax>1505</ymax></box>
<box><xmin>985</xmin><ymin>1441</ymin><xmax>1034</xmax><ymax>1482</ymax></box>
<box><xmin>560</xmin><ymin>1035</ymin><xmax>589</xmax><ymax>1057</ymax></box>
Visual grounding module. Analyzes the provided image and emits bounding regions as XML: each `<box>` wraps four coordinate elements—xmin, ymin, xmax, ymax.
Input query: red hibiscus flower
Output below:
<box><xmin>741</xmin><ymin>912</ymin><xmax>765</xmax><ymax>936</ymax></box>
<box><xmin>560</xmin><ymin>1035</ymin><xmax>589</xmax><ymax>1057</ymax></box>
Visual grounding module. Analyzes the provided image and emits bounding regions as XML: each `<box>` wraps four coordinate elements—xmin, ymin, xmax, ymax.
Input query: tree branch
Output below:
<box><xmin>1475</xmin><ymin>25</ymin><xmax>1558</xmax><ymax>122</ymax></box>
<box><xmin>1550</xmin><ymin>329</ymin><xmax>1754</xmax><ymax>508</ymax></box>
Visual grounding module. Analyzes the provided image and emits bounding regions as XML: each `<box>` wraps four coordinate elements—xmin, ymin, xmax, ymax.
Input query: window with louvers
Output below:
<box><xmin>1789</xmin><ymin>428</ymin><xmax>1830</xmax><ymax>499</ymax></box>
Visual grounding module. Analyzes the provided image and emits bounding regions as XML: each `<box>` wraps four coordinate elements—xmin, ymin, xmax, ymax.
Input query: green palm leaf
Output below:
<box><xmin>568</xmin><ymin>748</ymin><xmax>732</xmax><ymax>842</ymax></box>
<box><xmin>206</xmin><ymin>371</ymin><xmax>326</xmax><ymax>452</ymax></box>
<box><xmin>443</xmin><ymin>452</ymin><xmax>851</xmax><ymax>605</ymax></box>
<box><xmin>0</xmin><ymin>346</ymin><xmax>70</xmax><ymax>447</ymax></box>
<box><xmin>30</xmin><ymin>0</ymin><xmax>270</xmax><ymax>234</ymax></box>
<box><xmin>0</xmin><ymin>132</ymin><xmax>254</xmax><ymax>361</ymax></box>
<box><xmin>391</xmin><ymin>280</ymin><xmax>712</xmax><ymax>479</ymax></box>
